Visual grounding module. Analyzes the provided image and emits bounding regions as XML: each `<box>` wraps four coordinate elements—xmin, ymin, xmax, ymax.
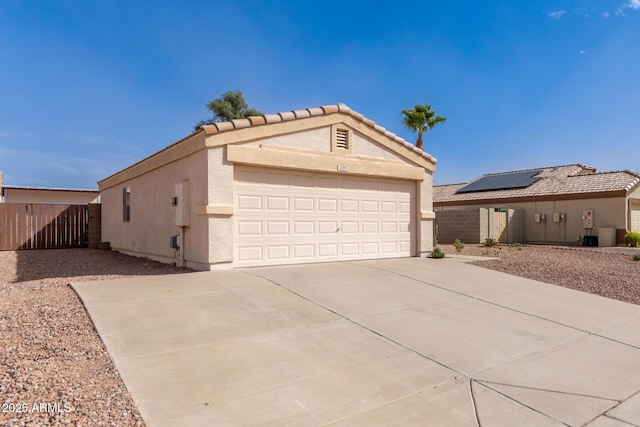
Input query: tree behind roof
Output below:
<box><xmin>195</xmin><ymin>91</ymin><xmax>263</xmax><ymax>130</ymax></box>
<box><xmin>401</xmin><ymin>104</ymin><xmax>446</xmax><ymax>150</ymax></box>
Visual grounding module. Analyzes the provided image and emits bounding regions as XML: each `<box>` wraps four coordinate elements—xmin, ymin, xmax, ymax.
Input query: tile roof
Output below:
<box><xmin>435</xmin><ymin>164</ymin><xmax>640</xmax><ymax>203</ymax></box>
<box><xmin>199</xmin><ymin>103</ymin><xmax>436</xmax><ymax>164</ymax></box>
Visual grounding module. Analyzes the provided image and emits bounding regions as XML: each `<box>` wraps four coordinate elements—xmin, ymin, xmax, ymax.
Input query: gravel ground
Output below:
<box><xmin>0</xmin><ymin>249</ymin><xmax>191</xmax><ymax>427</ymax></box>
<box><xmin>438</xmin><ymin>243</ymin><xmax>640</xmax><ymax>304</ymax></box>
<box><xmin>1</xmin><ymin>246</ymin><xmax>639</xmax><ymax>426</ymax></box>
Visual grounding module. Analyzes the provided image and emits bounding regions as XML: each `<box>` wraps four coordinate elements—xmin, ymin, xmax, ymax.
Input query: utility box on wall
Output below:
<box><xmin>175</xmin><ymin>180</ymin><xmax>191</xmax><ymax>227</ymax></box>
<box><xmin>598</xmin><ymin>227</ymin><xmax>616</xmax><ymax>247</ymax></box>
<box><xmin>582</xmin><ymin>209</ymin><xmax>594</xmax><ymax>228</ymax></box>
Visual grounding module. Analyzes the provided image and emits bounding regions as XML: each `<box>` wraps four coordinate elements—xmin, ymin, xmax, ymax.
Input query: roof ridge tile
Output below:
<box><xmin>214</xmin><ymin>121</ymin><xmax>234</xmax><ymax>132</ymax></box>
<box><xmin>230</xmin><ymin>118</ymin><xmax>251</xmax><ymax>129</ymax></box>
<box><xmin>349</xmin><ymin>110</ymin><xmax>364</xmax><ymax>121</ymax></box>
<box><xmin>320</xmin><ymin>105</ymin><xmax>339</xmax><ymax>114</ymax></box>
<box><xmin>292</xmin><ymin>109</ymin><xmax>310</xmax><ymax>119</ymax></box>
<box><xmin>247</xmin><ymin>116</ymin><xmax>265</xmax><ymax>126</ymax></box>
<box><xmin>278</xmin><ymin>111</ymin><xmax>296</xmax><ymax>121</ymax></box>
<box><xmin>306</xmin><ymin>107</ymin><xmax>324</xmax><ymax>117</ymax></box>
<box><xmin>263</xmin><ymin>113</ymin><xmax>281</xmax><ymax>124</ymax></box>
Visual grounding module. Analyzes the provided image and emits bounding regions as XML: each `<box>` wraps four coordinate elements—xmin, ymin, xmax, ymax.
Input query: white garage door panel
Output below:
<box><xmin>293</xmin><ymin>197</ymin><xmax>314</xmax><ymax>211</ymax></box>
<box><xmin>237</xmin><ymin>246</ymin><xmax>261</xmax><ymax>262</ymax></box>
<box><xmin>266</xmin><ymin>221</ymin><xmax>289</xmax><ymax>235</ymax></box>
<box><xmin>294</xmin><ymin>245</ymin><xmax>314</xmax><ymax>258</ymax></box>
<box><xmin>234</xmin><ymin>167</ymin><xmax>416</xmax><ymax>267</ymax></box>
<box><xmin>237</xmin><ymin>221</ymin><xmax>261</xmax><ymax>236</ymax></box>
<box><xmin>382</xmin><ymin>242</ymin><xmax>398</xmax><ymax>253</ymax></box>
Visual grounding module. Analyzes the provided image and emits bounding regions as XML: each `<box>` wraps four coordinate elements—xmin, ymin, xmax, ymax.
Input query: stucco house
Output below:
<box><xmin>434</xmin><ymin>164</ymin><xmax>640</xmax><ymax>246</ymax></box>
<box><xmin>98</xmin><ymin>104</ymin><xmax>437</xmax><ymax>270</ymax></box>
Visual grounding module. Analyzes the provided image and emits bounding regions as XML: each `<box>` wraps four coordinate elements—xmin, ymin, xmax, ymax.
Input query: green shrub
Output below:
<box><xmin>430</xmin><ymin>247</ymin><xmax>446</xmax><ymax>259</ymax></box>
<box><xmin>453</xmin><ymin>239</ymin><xmax>464</xmax><ymax>252</ymax></box>
<box><xmin>482</xmin><ymin>237</ymin><xmax>498</xmax><ymax>248</ymax></box>
<box><xmin>511</xmin><ymin>242</ymin><xmax>523</xmax><ymax>251</ymax></box>
<box><xmin>625</xmin><ymin>232</ymin><xmax>640</xmax><ymax>247</ymax></box>
<box><xmin>633</xmin><ymin>254</ymin><xmax>640</xmax><ymax>261</ymax></box>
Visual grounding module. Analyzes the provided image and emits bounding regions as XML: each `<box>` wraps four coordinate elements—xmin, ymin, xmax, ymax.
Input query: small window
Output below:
<box><xmin>123</xmin><ymin>187</ymin><xmax>131</xmax><ymax>222</ymax></box>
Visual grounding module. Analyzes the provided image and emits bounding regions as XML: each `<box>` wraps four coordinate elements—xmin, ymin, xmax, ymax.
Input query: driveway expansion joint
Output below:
<box><xmin>589</xmin><ymin>388</ymin><xmax>640</xmax><ymax>427</ymax></box>
<box><xmin>475</xmin><ymin>380</ymin><xmax>620</xmax><ymax>403</ymax></box>
<box><xmin>242</xmin><ymin>270</ymin><xmax>464</xmax><ymax>376</ymax></box>
<box><xmin>355</xmin><ymin>261</ymin><xmax>640</xmax><ymax>352</ymax></box>
<box><xmin>469</xmin><ymin>379</ymin><xmax>481</xmax><ymax>427</ymax></box>
<box><xmin>473</xmin><ymin>381</ymin><xmax>571</xmax><ymax>426</ymax></box>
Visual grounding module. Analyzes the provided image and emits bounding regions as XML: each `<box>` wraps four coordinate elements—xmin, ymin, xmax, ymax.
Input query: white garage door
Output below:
<box><xmin>234</xmin><ymin>166</ymin><xmax>416</xmax><ymax>267</ymax></box>
<box><xmin>632</xmin><ymin>205</ymin><xmax>640</xmax><ymax>233</ymax></box>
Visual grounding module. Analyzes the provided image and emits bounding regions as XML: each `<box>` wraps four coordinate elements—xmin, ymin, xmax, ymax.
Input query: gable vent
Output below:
<box><xmin>336</xmin><ymin>129</ymin><xmax>349</xmax><ymax>149</ymax></box>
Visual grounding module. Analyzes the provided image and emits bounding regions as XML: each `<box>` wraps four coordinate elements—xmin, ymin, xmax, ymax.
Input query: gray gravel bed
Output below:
<box><xmin>438</xmin><ymin>243</ymin><xmax>640</xmax><ymax>304</ymax></box>
<box><xmin>1</xmin><ymin>249</ymin><xmax>191</xmax><ymax>427</ymax></box>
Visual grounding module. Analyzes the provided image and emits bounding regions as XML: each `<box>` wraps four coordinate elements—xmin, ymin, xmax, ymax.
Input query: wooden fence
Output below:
<box><xmin>0</xmin><ymin>204</ymin><xmax>89</xmax><ymax>250</ymax></box>
<box><xmin>493</xmin><ymin>211</ymin><xmax>508</xmax><ymax>243</ymax></box>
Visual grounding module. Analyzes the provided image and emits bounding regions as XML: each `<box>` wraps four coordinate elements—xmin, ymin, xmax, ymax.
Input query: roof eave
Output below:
<box><xmin>435</xmin><ymin>189</ymin><xmax>628</xmax><ymax>206</ymax></box>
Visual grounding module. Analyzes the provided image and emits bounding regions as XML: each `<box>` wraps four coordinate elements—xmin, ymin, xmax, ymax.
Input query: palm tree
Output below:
<box><xmin>401</xmin><ymin>104</ymin><xmax>446</xmax><ymax>150</ymax></box>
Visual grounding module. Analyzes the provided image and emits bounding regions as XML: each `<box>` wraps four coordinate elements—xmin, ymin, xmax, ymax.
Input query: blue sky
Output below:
<box><xmin>1</xmin><ymin>0</ymin><xmax>639</xmax><ymax>189</ymax></box>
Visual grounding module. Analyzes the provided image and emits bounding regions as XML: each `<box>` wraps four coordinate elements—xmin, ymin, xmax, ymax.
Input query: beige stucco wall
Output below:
<box><xmin>240</xmin><ymin>125</ymin><xmax>417</xmax><ymax>164</ymax></box>
<box><xmin>507</xmin><ymin>197</ymin><xmax>625</xmax><ymax>243</ymax></box>
<box><xmin>100</xmin><ymin>149</ymin><xmax>209</xmax><ymax>267</ymax></box>
<box><xmin>205</xmin><ymin>146</ymin><xmax>235</xmax><ymax>267</ymax></box>
<box><xmin>436</xmin><ymin>196</ymin><xmax>627</xmax><ymax>244</ymax></box>
<box><xmin>3</xmin><ymin>188</ymin><xmax>98</xmax><ymax>204</ymax></box>
<box><xmin>243</xmin><ymin>127</ymin><xmax>331</xmax><ymax>152</ymax></box>
<box><xmin>353</xmin><ymin>131</ymin><xmax>413</xmax><ymax>162</ymax></box>
<box><xmin>419</xmin><ymin>174</ymin><xmax>435</xmax><ymax>254</ymax></box>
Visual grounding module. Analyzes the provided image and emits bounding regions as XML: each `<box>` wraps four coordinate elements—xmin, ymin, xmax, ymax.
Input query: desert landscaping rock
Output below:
<box><xmin>441</xmin><ymin>243</ymin><xmax>640</xmax><ymax>304</ymax></box>
<box><xmin>1</xmin><ymin>245</ymin><xmax>639</xmax><ymax>426</ymax></box>
<box><xmin>1</xmin><ymin>249</ymin><xmax>190</xmax><ymax>427</ymax></box>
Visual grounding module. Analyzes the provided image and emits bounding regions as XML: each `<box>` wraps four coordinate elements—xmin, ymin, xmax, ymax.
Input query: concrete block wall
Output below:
<box><xmin>435</xmin><ymin>209</ymin><xmax>481</xmax><ymax>244</ymax></box>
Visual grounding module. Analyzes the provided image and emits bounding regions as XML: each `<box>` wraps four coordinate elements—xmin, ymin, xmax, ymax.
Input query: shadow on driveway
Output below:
<box><xmin>5</xmin><ymin>248</ymin><xmax>192</xmax><ymax>284</ymax></box>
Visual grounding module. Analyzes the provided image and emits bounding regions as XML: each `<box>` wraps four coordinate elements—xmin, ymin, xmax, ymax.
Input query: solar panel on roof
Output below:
<box><xmin>456</xmin><ymin>170</ymin><xmax>542</xmax><ymax>193</ymax></box>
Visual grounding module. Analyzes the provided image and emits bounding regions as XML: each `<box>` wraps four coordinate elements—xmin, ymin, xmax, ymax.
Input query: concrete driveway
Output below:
<box><xmin>71</xmin><ymin>257</ymin><xmax>640</xmax><ymax>426</ymax></box>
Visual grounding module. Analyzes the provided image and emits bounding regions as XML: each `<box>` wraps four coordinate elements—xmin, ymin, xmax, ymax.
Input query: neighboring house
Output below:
<box><xmin>434</xmin><ymin>164</ymin><xmax>640</xmax><ymax>245</ymax></box>
<box><xmin>0</xmin><ymin>173</ymin><xmax>99</xmax><ymax>204</ymax></box>
<box><xmin>98</xmin><ymin>104</ymin><xmax>437</xmax><ymax>270</ymax></box>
